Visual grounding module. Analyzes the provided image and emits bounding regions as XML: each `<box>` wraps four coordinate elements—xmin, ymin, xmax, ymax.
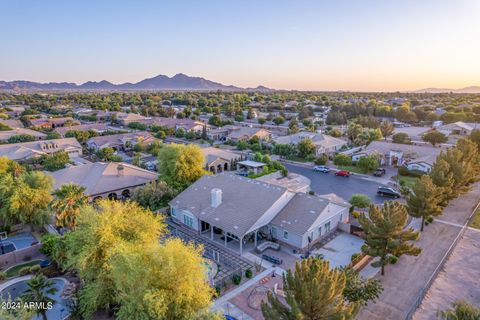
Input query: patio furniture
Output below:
<box><xmin>256</xmin><ymin>241</ymin><xmax>280</xmax><ymax>253</ymax></box>
<box><xmin>262</xmin><ymin>254</ymin><xmax>283</xmax><ymax>265</ymax></box>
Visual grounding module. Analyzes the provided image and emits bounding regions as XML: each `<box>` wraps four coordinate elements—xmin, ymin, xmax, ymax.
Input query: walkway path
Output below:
<box><xmin>356</xmin><ymin>182</ymin><xmax>480</xmax><ymax>320</ymax></box>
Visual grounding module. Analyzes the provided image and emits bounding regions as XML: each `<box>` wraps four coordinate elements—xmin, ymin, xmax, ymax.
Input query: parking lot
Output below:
<box><xmin>284</xmin><ymin>163</ymin><xmax>390</xmax><ymax>203</ymax></box>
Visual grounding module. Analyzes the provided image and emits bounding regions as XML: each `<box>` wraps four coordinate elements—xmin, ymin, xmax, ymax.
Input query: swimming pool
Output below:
<box><xmin>0</xmin><ymin>232</ymin><xmax>37</xmax><ymax>255</ymax></box>
<box><xmin>0</xmin><ymin>277</ymin><xmax>71</xmax><ymax>320</ymax></box>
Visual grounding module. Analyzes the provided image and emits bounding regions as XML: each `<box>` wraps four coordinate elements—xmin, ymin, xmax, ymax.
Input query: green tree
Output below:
<box><xmin>422</xmin><ymin>130</ymin><xmax>448</xmax><ymax>146</ymax></box>
<box><xmin>470</xmin><ymin>129</ymin><xmax>480</xmax><ymax>150</ymax></box>
<box><xmin>201</xmin><ymin>124</ymin><xmax>208</xmax><ymax>140</ymax></box>
<box><xmin>0</xmin><ymin>123</ymin><xmax>12</xmax><ymax>131</ymax></box>
<box><xmin>21</xmin><ymin>274</ymin><xmax>58</xmax><ymax>320</ymax></box>
<box><xmin>7</xmin><ymin>134</ymin><xmax>36</xmax><ymax>143</ymax></box>
<box><xmin>357</xmin><ymin>154</ymin><xmax>379</xmax><ymax>173</ymax></box>
<box><xmin>341</xmin><ymin>267</ymin><xmax>383</xmax><ymax>306</ymax></box>
<box><xmin>359</xmin><ymin>201</ymin><xmax>421</xmax><ymax>275</ymax></box>
<box><xmin>273</xmin><ymin>116</ymin><xmax>285</xmax><ymax>125</ymax></box>
<box><xmin>157</xmin><ymin>143</ymin><xmax>206</xmax><ymax>190</ymax></box>
<box><xmin>46</xmin><ymin>132</ymin><xmax>61</xmax><ymax>140</ymax></box>
<box><xmin>51</xmin><ymin>183</ymin><xmax>88</xmax><ymax>230</ymax></box>
<box><xmin>379</xmin><ymin>121</ymin><xmax>394</xmax><ymax>140</ymax></box>
<box><xmin>41</xmin><ymin>150</ymin><xmax>70</xmax><ymax>171</ymax></box>
<box><xmin>273</xmin><ymin>143</ymin><xmax>295</xmax><ymax>159</ymax></box>
<box><xmin>392</xmin><ymin>132</ymin><xmax>411</xmax><ymax>144</ymax></box>
<box><xmin>334</xmin><ymin>153</ymin><xmax>352</xmax><ymax>166</ymax></box>
<box><xmin>297</xmin><ymin>138</ymin><xmax>316</xmax><ymax>158</ymax></box>
<box><xmin>111</xmin><ymin>238</ymin><xmax>214</xmax><ymax>320</ymax></box>
<box><xmin>2</xmin><ymin>171</ymin><xmax>53</xmax><ymax>229</ymax></box>
<box><xmin>236</xmin><ymin>140</ymin><xmax>249</xmax><ymax>151</ymax></box>
<box><xmin>440</xmin><ymin>300</ymin><xmax>480</xmax><ymax>320</ymax></box>
<box><xmin>261</xmin><ymin>258</ymin><xmax>358</xmax><ymax>320</ymax></box>
<box><xmin>428</xmin><ymin>159</ymin><xmax>455</xmax><ymax>206</ymax></box>
<box><xmin>257</xmin><ymin>117</ymin><xmax>266</xmax><ymax>125</ymax></box>
<box><xmin>349</xmin><ymin>194</ymin><xmax>371</xmax><ymax>212</ymax></box>
<box><xmin>131</xmin><ymin>180</ymin><xmax>173</xmax><ymax>211</ymax></box>
<box><xmin>407</xmin><ymin>175</ymin><xmax>442</xmax><ymax>231</ymax></box>
<box><xmin>456</xmin><ymin>138</ymin><xmax>480</xmax><ymax>183</ymax></box>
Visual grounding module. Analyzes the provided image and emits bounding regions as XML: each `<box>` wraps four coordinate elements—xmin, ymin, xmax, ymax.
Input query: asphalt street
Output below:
<box><xmin>284</xmin><ymin>163</ymin><xmax>389</xmax><ymax>204</ymax></box>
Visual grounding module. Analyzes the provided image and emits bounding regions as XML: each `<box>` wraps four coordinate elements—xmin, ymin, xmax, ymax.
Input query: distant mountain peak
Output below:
<box><xmin>414</xmin><ymin>85</ymin><xmax>480</xmax><ymax>93</ymax></box>
<box><xmin>0</xmin><ymin>73</ymin><xmax>272</xmax><ymax>92</ymax></box>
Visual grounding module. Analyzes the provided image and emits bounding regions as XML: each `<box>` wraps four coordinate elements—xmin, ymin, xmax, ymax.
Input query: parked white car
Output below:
<box><xmin>313</xmin><ymin>165</ymin><xmax>330</xmax><ymax>173</ymax></box>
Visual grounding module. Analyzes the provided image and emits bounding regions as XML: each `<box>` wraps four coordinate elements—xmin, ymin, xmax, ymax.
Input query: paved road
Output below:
<box><xmin>284</xmin><ymin>163</ymin><xmax>389</xmax><ymax>203</ymax></box>
<box><xmin>356</xmin><ymin>182</ymin><xmax>480</xmax><ymax>320</ymax></box>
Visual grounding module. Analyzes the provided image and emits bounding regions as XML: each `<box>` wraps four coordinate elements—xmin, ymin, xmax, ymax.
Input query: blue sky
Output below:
<box><xmin>1</xmin><ymin>0</ymin><xmax>479</xmax><ymax>91</ymax></box>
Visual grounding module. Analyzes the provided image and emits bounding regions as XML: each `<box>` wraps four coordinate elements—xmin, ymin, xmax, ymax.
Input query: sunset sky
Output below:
<box><xmin>1</xmin><ymin>0</ymin><xmax>479</xmax><ymax>91</ymax></box>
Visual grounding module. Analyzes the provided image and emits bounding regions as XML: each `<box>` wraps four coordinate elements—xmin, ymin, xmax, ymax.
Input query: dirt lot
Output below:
<box><xmin>356</xmin><ymin>183</ymin><xmax>480</xmax><ymax>320</ymax></box>
<box><xmin>413</xmin><ymin>228</ymin><xmax>480</xmax><ymax>320</ymax></box>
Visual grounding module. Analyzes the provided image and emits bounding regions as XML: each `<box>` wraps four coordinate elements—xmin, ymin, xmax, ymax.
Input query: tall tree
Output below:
<box><xmin>379</xmin><ymin>120</ymin><xmax>394</xmax><ymax>140</ymax></box>
<box><xmin>407</xmin><ymin>175</ymin><xmax>443</xmax><ymax>231</ymax></box>
<box><xmin>65</xmin><ymin>200</ymin><xmax>166</xmax><ymax>318</ymax></box>
<box><xmin>157</xmin><ymin>143</ymin><xmax>206</xmax><ymax>190</ymax></box>
<box><xmin>21</xmin><ymin>274</ymin><xmax>58</xmax><ymax>320</ymax></box>
<box><xmin>261</xmin><ymin>258</ymin><xmax>358</xmax><ymax>320</ymax></box>
<box><xmin>111</xmin><ymin>238</ymin><xmax>214</xmax><ymax>320</ymax></box>
<box><xmin>359</xmin><ymin>201</ymin><xmax>421</xmax><ymax>275</ymax></box>
<box><xmin>428</xmin><ymin>159</ymin><xmax>455</xmax><ymax>206</ymax></box>
<box><xmin>470</xmin><ymin>129</ymin><xmax>480</xmax><ymax>151</ymax></box>
<box><xmin>456</xmin><ymin>138</ymin><xmax>480</xmax><ymax>183</ymax></box>
<box><xmin>422</xmin><ymin>130</ymin><xmax>448</xmax><ymax>146</ymax></box>
<box><xmin>341</xmin><ymin>267</ymin><xmax>383</xmax><ymax>306</ymax></box>
<box><xmin>297</xmin><ymin>138</ymin><xmax>316</xmax><ymax>158</ymax></box>
<box><xmin>4</xmin><ymin>171</ymin><xmax>53</xmax><ymax>229</ymax></box>
<box><xmin>51</xmin><ymin>183</ymin><xmax>88</xmax><ymax>230</ymax></box>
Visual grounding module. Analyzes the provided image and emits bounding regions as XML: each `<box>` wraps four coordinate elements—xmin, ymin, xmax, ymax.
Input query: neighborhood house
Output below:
<box><xmin>169</xmin><ymin>173</ymin><xmax>350</xmax><ymax>255</ymax></box>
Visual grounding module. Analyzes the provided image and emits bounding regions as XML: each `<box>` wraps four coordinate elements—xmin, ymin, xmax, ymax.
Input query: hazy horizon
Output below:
<box><xmin>1</xmin><ymin>0</ymin><xmax>479</xmax><ymax>91</ymax></box>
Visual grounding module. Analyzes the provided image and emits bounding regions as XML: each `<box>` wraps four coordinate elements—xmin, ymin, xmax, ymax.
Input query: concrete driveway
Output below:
<box><xmin>312</xmin><ymin>233</ymin><xmax>365</xmax><ymax>268</ymax></box>
<box><xmin>284</xmin><ymin>163</ymin><xmax>391</xmax><ymax>203</ymax></box>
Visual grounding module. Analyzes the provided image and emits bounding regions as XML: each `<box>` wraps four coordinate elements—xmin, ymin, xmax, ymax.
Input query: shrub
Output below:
<box><xmin>29</xmin><ymin>265</ymin><xmax>41</xmax><ymax>274</ymax></box>
<box><xmin>245</xmin><ymin>268</ymin><xmax>253</xmax><ymax>279</ymax></box>
<box><xmin>22</xmin><ymin>255</ymin><xmax>32</xmax><ymax>262</ymax></box>
<box><xmin>0</xmin><ymin>271</ymin><xmax>6</xmax><ymax>280</ymax></box>
<box><xmin>308</xmin><ymin>190</ymin><xmax>315</xmax><ymax>195</ymax></box>
<box><xmin>40</xmin><ymin>234</ymin><xmax>61</xmax><ymax>257</ymax></box>
<box><xmin>398</xmin><ymin>166</ymin><xmax>424</xmax><ymax>178</ymax></box>
<box><xmin>333</xmin><ymin>153</ymin><xmax>352</xmax><ymax>166</ymax></box>
<box><xmin>19</xmin><ymin>266</ymin><xmax>31</xmax><ymax>276</ymax></box>
<box><xmin>232</xmin><ymin>273</ymin><xmax>242</xmax><ymax>285</ymax></box>
<box><xmin>314</xmin><ymin>154</ymin><xmax>328</xmax><ymax>165</ymax></box>
<box><xmin>351</xmin><ymin>253</ymin><xmax>361</xmax><ymax>262</ymax></box>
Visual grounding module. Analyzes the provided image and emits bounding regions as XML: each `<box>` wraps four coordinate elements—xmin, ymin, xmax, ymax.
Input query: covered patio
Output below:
<box><xmin>199</xmin><ymin>220</ymin><xmax>269</xmax><ymax>255</ymax></box>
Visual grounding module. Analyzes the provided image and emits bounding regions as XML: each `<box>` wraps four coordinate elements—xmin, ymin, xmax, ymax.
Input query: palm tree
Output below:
<box><xmin>21</xmin><ymin>274</ymin><xmax>58</xmax><ymax>320</ymax></box>
<box><xmin>51</xmin><ymin>183</ymin><xmax>87</xmax><ymax>230</ymax></box>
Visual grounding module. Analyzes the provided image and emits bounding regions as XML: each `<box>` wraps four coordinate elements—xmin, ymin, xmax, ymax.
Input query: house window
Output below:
<box><xmin>271</xmin><ymin>226</ymin><xmax>277</xmax><ymax>238</ymax></box>
<box><xmin>283</xmin><ymin>231</ymin><xmax>289</xmax><ymax>240</ymax></box>
<box><xmin>318</xmin><ymin>226</ymin><xmax>322</xmax><ymax>237</ymax></box>
<box><xmin>171</xmin><ymin>207</ymin><xmax>176</xmax><ymax>217</ymax></box>
<box><xmin>325</xmin><ymin>221</ymin><xmax>331</xmax><ymax>233</ymax></box>
<box><xmin>183</xmin><ymin>214</ymin><xmax>194</xmax><ymax>228</ymax></box>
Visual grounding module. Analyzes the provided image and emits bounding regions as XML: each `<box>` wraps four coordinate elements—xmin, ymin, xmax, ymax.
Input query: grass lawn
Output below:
<box><xmin>398</xmin><ymin>175</ymin><xmax>420</xmax><ymax>189</ymax></box>
<box><xmin>338</xmin><ymin>165</ymin><xmax>367</xmax><ymax>174</ymax></box>
<box><xmin>5</xmin><ymin>260</ymin><xmax>42</xmax><ymax>278</ymax></box>
<box><xmin>469</xmin><ymin>208</ymin><xmax>480</xmax><ymax>229</ymax></box>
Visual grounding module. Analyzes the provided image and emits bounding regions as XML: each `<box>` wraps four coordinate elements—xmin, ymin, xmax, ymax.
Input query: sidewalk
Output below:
<box><xmin>356</xmin><ymin>182</ymin><xmax>480</xmax><ymax>320</ymax></box>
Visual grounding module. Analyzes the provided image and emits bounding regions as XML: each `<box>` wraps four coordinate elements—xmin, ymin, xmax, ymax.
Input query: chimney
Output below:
<box><xmin>211</xmin><ymin>188</ymin><xmax>222</xmax><ymax>208</ymax></box>
<box><xmin>117</xmin><ymin>164</ymin><xmax>124</xmax><ymax>176</ymax></box>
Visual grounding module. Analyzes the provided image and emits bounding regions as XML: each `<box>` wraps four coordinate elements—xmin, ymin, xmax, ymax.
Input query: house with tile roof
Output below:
<box><xmin>273</xmin><ymin>132</ymin><xmax>347</xmax><ymax>156</ymax></box>
<box><xmin>0</xmin><ymin>138</ymin><xmax>82</xmax><ymax>161</ymax></box>
<box><xmin>0</xmin><ymin>128</ymin><xmax>47</xmax><ymax>142</ymax></box>
<box><xmin>48</xmin><ymin>162</ymin><xmax>158</xmax><ymax>201</ymax></box>
<box><xmin>86</xmin><ymin>131</ymin><xmax>157</xmax><ymax>151</ymax></box>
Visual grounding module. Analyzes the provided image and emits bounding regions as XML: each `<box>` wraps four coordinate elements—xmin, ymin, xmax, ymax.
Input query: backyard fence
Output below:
<box><xmin>0</xmin><ymin>243</ymin><xmax>43</xmax><ymax>270</ymax></box>
<box><xmin>404</xmin><ymin>200</ymin><xmax>480</xmax><ymax>319</ymax></box>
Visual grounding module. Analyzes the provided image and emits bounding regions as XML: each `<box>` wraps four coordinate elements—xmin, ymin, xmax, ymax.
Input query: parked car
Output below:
<box><xmin>377</xmin><ymin>186</ymin><xmax>401</xmax><ymax>198</ymax></box>
<box><xmin>313</xmin><ymin>165</ymin><xmax>330</xmax><ymax>173</ymax></box>
<box><xmin>373</xmin><ymin>168</ymin><xmax>386</xmax><ymax>177</ymax></box>
<box><xmin>335</xmin><ymin>170</ymin><xmax>350</xmax><ymax>177</ymax></box>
